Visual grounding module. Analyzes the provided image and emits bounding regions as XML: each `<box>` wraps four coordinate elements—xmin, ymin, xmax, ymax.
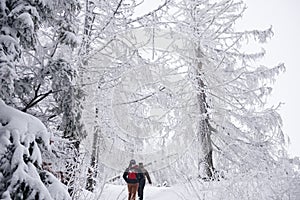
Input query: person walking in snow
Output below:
<box><xmin>123</xmin><ymin>159</ymin><xmax>142</xmax><ymax>200</ymax></box>
<box><xmin>137</xmin><ymin>162</ymin><xmax>152</xmax><ymax>200</ymax></box>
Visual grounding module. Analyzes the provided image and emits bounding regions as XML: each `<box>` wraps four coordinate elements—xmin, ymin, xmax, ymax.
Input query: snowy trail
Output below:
<box><xmin>80</xmin><ymin>181</ymin><xmax>215</xmax><ymax>199</ymax></box>
<box><xmin>146</xmin><ymin>186</ymin><xmax>186</xmax><ymax>199</ymax></box>
<box><xmin>97</xmin><ymin>184</ymin><xmax>187</xmax><ymax>200</ymax></box>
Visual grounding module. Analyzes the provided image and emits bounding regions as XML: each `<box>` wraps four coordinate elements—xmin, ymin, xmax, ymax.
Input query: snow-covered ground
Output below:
<box><xmin>78</xmin><ymin>179</ymin><xmax>239</xmax><ymax>200</ymax></box>
<box><xmin>79</xmin><ymin>184</ymin><xmax>193</xmax><ymax>200</ymax></box>
<box><xmin>77</xmin><ymin>175</ymin><xmax>300</xmax><ymax>200</ymax></box>
<box><xmin>101</xmin><ymin>184</ymin><xmax>186</xmax><ymax>200</ymax></box>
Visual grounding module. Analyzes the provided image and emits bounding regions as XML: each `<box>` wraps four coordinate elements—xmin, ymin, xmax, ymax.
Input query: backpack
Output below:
<box><xmin>128</xmin><ymin>167</ymin><xmax>137</xmax><ymax>180</ymax></box>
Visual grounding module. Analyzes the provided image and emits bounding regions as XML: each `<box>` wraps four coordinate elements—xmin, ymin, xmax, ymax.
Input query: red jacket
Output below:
<box><xmin>123</xmin><ymin>165</ymin><xmax>143</xmax><ymax>184</ymax></box>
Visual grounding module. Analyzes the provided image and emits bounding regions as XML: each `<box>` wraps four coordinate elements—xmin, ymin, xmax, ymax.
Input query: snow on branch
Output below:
<box><xmin>237</xmin><ymin>26</ymin><xmax>274</xmax><ymax>43</ymax></box>
<box><xmin>0</xmin><ymin>99</ymin><xmax>70</xmax><ymax>199</ymax></box>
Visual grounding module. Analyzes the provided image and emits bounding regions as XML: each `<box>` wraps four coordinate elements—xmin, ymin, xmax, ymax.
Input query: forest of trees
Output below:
<box><xmin>0</xmin><ymin>0</ymin><xmax>299</xmax><ymax>199</ymax></box>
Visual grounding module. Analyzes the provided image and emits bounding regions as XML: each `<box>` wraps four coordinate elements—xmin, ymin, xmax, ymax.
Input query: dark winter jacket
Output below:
<box><xmin>123</xmin><ymin>165</ymin><xmax>143</xmax><ymax>184</ymax></box>
<box><xmin>139</xmin><ymin>167</ymin><xmax>152</xmax><ymax>184</ymax></box>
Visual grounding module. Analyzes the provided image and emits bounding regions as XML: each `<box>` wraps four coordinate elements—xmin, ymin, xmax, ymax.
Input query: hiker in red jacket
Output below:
<box><xmin>123</xmin><ymin>159</ymin><xmax>142</xmax><ymax>200</ymax></box>
<box><xmin>138</xmin><ymin>162</ymin><xmax>152</xmax><ymax>200</ymax></box>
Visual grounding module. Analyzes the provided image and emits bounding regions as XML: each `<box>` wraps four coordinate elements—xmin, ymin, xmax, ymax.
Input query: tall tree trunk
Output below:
<box><xmin>80</xmin><ymin>0</ymin><xmax>96</xmax><ymax>65</ymax></box>
<box><xmin>80</xmin><ymin>0</ymin><xmax>98</xmax><ymax>191</ymax></box>
<box><xmin>195</xmin><ymin>47</ymin><xmax>214</xmax><ymax>180</ymax></box>
<box><xmin>86</xmin><ymin>118</ymin><xmax>99</xmax><ymax>192</ymax></box>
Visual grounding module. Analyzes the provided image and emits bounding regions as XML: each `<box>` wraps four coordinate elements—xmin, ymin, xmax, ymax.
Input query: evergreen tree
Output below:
<box><xmin>0</xmin><ymin>0</ymin><xmax>51</xmax><ymax>104</ymax></box>
<box><xmin>0</xmin><ymin>100</ymin><xmax>70</xmax><ymax>199</ymax></box>
<box><xmin>164</xmin><ymin>0</ymin><xmax>286</xmax><ymax>178</ymax></box>
<box><xmin>0</xmin><ymin>0</ymin><xmax>86</xmax><ymax>196</ymax></box>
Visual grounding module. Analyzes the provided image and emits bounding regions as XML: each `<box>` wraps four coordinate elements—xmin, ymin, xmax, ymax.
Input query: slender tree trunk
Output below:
<box><xmin>77</xmin><ymin>0</ymin><xmax>99</xmax><ymax>191</ymax></box>
<box><xmin>86</xmin><ymin>120</ymin><xmax>99</xmax><ymax>191</ymax></box>
<box><xmin>80</xmin><ymin>0</ymin><xmax>95</xmax><ymax>65</ymax></box>
<box><xmin>195</xmin><ymin>47</ymin><xmax>214</xmax><ymax>180</ymax></box>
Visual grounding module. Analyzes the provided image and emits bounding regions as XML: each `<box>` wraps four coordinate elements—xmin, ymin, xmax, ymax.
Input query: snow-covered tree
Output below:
<box><xmin>2</xmin><ymin>0</ymin><xmax>295</xmax><ymax>198</ymax></box>
<box><xmin>80</xmin><ymin>0</ymin><xmax>290</xmax><ymax>186</ymax></box>
<box><xmin>158</xmin><ymin>0</ymin><xmax>287</xmax><ymax>179</ymax></box>
<box><xmin>77</xmin><ymin>0</ymin><xmax>158</xmax><ymax>191</ymax></box>
<box><xmin>0</xmin><ymin>99</ymin><xmax>70</xmax><ymax>199</ymax></box>
<box><xmin>0</xmin><ymin>0</ymin><xmax>83</xmax><ymax>128</ymax></box>
<box><xmin>0</xmin><ymin>0</ymin><xmax>52</xmax><ymax>104</ymax></box>
<box><xmin>0</xmin><ymin>0</ymin><xmax>86</xmax><ymax>197</ymax></box>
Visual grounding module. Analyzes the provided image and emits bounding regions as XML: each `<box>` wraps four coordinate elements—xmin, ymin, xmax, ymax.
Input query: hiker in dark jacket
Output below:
<box><xmin>137</xmin><ymin>162</ymin><xmax>152</xmax><ymax>200</ymax></box>
<box><xmin>123</xmin><ymin>159</ymin><xmax>142</xmax><ymax>200</ymax></box>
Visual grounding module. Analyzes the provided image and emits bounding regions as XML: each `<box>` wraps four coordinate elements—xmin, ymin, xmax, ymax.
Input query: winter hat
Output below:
<box><xmin>130</xmin><ymin>159</ymin><xmax>136</xmax><ymax>165</ymax></box>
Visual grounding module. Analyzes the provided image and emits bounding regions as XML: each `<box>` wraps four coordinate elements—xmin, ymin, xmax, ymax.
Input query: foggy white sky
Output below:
<box><xmin>240</xmin><ymin>0</ymin><xmax>300</xmax><ymax>157</ymax></box>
